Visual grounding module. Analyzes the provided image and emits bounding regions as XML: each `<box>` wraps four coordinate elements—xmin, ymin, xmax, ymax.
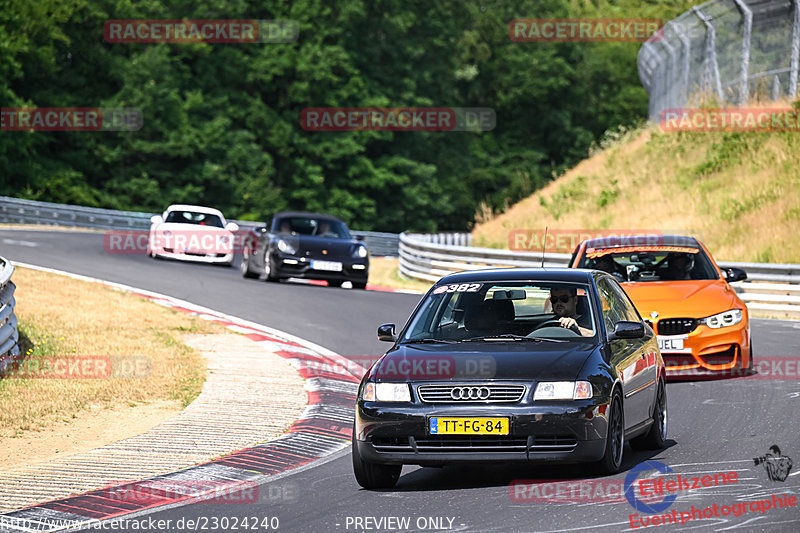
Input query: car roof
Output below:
<box><xmin>435</xmin><ymin>268</ymin><xmax>597</xmax><ymax>285</ymax></box>
<box><xmin>582</xmin><ymin>234</ymin><xmax>701</xmax><ymax>248</ymax></box>
<box><xmin>165</xmin><ymin>204</ymin><xmax>225</xmax><ymax>217</ymax></box>
<box><xmin>273</xmin><ymin>211</ymin><xmax>345</xmax><ymax>222</ymax></box>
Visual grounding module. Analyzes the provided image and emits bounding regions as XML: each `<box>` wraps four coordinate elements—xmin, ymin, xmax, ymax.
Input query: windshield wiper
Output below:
<box><xmin>401</xmin><ymin>338</ymin><xmax>458</xmax><ymax>344</ymax></box>
<box><xmin>462</xmin><ymin>334</ymin><xmax>567</xmax><ymax>343</ymax></box>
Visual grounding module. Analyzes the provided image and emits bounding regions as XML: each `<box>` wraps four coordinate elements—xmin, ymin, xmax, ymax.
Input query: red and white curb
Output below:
<box><xmin>1</xmin><ymin>262</ymin><xmax>367</xmax><ymax>532</ymax></box>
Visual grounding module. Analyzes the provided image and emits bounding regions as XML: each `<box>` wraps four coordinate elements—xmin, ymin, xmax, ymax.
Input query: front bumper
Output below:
<box><xmin>271</xmin><ymin>253</ymin><xmax>369</xmax><ymax>282</ymax></box>
<box><xmin>355</xmin><ymin>400</ymin><xmax>609</xmax><ymax>466</ymax></box>
<box><xmin>153</xmin><ymin>250</ymin><xmax>233</xmax><ymax>264</ymax></box>
<box><xmin>655</xmin><ymin>319</ymin><xmax>750</xmax><ymax>376</ymax></box>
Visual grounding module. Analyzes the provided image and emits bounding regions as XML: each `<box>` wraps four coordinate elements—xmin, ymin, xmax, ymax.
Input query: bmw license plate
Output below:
<box><xmin>310</xmin><ymin>260</ymin><xmax>342</xmax><ymax>272</ymax></box>
<box><xmin>657</xmin><ymin>335</ymin><xmax>689</xmax><ymax>353</ymax></box>
<box><xmin>429</xmin><ymin>417</ymin><xmax>509</xmax><ymax>435</ymax></box>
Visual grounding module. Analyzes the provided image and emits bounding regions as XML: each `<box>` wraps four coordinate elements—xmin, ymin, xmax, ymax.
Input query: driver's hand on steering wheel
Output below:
<box><xmin>558</xmin><ymin>317</ymin><xmax>578</xmax><ymax>330</ymax></box>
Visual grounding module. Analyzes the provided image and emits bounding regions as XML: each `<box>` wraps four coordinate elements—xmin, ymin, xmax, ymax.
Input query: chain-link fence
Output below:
<box><xmin>639</xmin><ymin>0</ymin><xmax>800</xmax><ymax>121</ymax></box>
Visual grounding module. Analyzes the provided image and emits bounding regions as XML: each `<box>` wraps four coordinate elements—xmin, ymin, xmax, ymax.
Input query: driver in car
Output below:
<box><xmin>549</xmin><ymin>288</ymin><xmax>594</xmax><ymax>337</ymax></box>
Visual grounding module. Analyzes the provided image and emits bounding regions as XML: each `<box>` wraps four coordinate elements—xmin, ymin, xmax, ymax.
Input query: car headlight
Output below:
<box><xmin>534</xmin><ymin>381</ymin><xmax>593</xmax><ymax>401</ymax></box>
<box><xmin>355</xmin><ymin>244</ymin><xmax>368</xmax><ymax>258</ymax></box>
<box><xmin>362</xmin><ymin>382</ymin><xmax>411</xmax><ymax>402</ymax></box>
<box><xmin>277</xmin><ymin>239</ymin><xmax>296</xmax><ymax>255</ymax></box>
<box><xmin>700</xmin><ymin>309</ymin><xmax>742</xmax><ymax>329</ymax></box>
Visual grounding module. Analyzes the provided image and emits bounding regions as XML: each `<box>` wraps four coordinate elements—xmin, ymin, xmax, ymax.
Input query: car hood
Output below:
<box><xmin>367</xmin><ymin>342</ymin><xmax>598</xmax><ymax>382</ymax></box>
<box><xmin>153</xmin><ymin>222</ymin><xmax>231</xmax><ymax>234</ymax></box>
<box><xmin>621</xmin><ymin>279</ymin><xmax>740</xmax><ymax>319</ymax></box>
<box><xmin>295</xmin><ymin>235</ymin><xmax>360</xmax><ymax>258</ymax></box>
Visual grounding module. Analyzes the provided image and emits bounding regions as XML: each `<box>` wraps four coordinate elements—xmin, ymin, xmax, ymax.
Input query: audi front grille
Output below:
<box><xmin>417</xmin><ymin>384</ymin><xmax>526</xmax><ymax>403</ymax></box>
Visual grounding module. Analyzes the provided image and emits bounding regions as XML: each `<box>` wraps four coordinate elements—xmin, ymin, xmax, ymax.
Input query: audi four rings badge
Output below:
<box><xmin>450</xmin><ymin>386</ymin><xmax>491</xmax><ymax>400</ymax></box>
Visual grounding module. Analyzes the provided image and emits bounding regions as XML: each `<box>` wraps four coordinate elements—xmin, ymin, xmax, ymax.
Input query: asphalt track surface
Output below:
<box><xmin>2</xmin><ymin>229</ymin><xmax>799</xmax><ymax>533</ymax></box>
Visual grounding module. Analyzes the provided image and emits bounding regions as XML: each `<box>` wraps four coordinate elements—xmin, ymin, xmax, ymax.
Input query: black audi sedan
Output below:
<box><xmin>240</xmin><ymin>211</ymin><xmax>369</xmax><ymax>288</ymax></box>
<box><xmin>353</xmin><ymin>268</ymin><xmax>666</xmax><ymax>489</ymax></box>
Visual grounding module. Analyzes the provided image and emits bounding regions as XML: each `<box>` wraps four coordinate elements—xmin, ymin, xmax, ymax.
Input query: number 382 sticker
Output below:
<box><xmin>432</xmin><ymin>283</ymin><xmax>482</xmax><ymax>294</ymax></box>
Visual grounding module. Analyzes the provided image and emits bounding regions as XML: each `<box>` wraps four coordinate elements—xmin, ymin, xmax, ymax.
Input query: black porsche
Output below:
<box><xmin>353</xmin><ymin>268</ymin><xmax>667</xmax><ymax>489</ymax></box>
<box><xmin>240</xmin><ymin>211</ymin><xmax>369</xmax><ymax>288</ymax></box>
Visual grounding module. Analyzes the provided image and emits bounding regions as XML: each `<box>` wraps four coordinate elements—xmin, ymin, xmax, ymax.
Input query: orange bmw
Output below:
<box><xmin>569</xmin><ymin>235</ymin><xmax>751</xmax><ymax>377</ymax></box>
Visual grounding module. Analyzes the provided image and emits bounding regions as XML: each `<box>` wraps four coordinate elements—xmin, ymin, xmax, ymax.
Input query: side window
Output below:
<box><xmin>608</xmin><ymin>279</ymin><xmax>643</xmax><ymax>322</ymax></box>
<box><xmin>596</xmin><ymin>278</ymin><xmax>623</xmax><ymax>333</ymax></box>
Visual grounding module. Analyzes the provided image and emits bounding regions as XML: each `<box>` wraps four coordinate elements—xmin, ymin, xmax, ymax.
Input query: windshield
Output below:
<box><xmin>579</xmin><ymin>245</ymin><xmax>719</xmax><ymax>282</ymax></box>
<box><xmin>275</xmin><ymin>217</ymin><xmax>351</xmax><ymax>239</ymax></box>
<box><xmin>164</xmin><ymin>211</ymin><xmax>224</xmax><ymax>228</ymax></box>
<box><xmin>401</xmin><ymin>281</ymin><xmax>597</xmax><ymax>343</ymax></box>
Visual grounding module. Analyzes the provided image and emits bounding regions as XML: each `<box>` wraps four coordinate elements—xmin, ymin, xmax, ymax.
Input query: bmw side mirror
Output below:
<box><xmin>609</xmin><ymin>321</ymin><xmax>645</xmax><ymax>341</ymax></box>
<box><xmin>378</xmin><ymin>323</ymin><xmax>396</xmax><ymax>342</ymax></box>
<box><xmin>150</xmin><ymin>215</ymin><xmax>163</xmax><ymax>225</ymax></box>
<box><xmin>355</xmin><ymin>235</ymin><xmax>365</xmax><ymax>241</ymax></box>
<box><xmin>725</xmin><ymin>267</ymin><xmax>747</xmax><ymax>282</ymax></box>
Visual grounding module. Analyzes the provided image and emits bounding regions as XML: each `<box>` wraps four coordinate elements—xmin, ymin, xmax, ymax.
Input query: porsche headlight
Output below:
<box><xmin>700</xmin><ymin>309</ymin><xmax>742</xmax><ymax>329</ymax></box>
<box><xmin>534</xmin><ymin>381</ymin><xmax>593</xmax><ymax>401</ymax></box>
<box><xmin>355</xmin><ymin>244</ymin><xmax>368</xmax><ymax>258</ymax></box>
<box><xmin>277</xmin><ymin>239</ymin><xmax>296</xmax><ymax>255</ymax></box>
<box><xmin>362</xmin><ymin>382</ymin><xmax>411</xmax><ymax>402</ymax></box>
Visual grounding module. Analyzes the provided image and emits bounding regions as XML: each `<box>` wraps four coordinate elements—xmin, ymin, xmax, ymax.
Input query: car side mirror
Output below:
<box><xmin>150</xmin><ymin>215</ymin><xmax>163</xmax><ymax>225</ymax></box>
<box><xmin>725</xmin><ymin>267</ymin><xmax>747</xmax><ymax>282</ymax></box>
<box><xmin>378</xmin><ymin>323</ymin><xmax>396</xmax><ymax>342</ymax></box>
<box><xmin>225</xmin><ymin>222</ymin><xmax>239</xmax><ymax>232</ymax></box>
<box><xmin>355</xmin><ymin>235</ymin><xmax>365</xmax><ymax>241</ymax></box>
<box><xmin>608</xmin><ymin>321</ymin><xmax>645</xmax><ymax>341</ymax></box>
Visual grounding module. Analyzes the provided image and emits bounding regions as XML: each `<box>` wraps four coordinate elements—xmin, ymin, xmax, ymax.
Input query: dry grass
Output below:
<box><xmin>369</xmin><ymin>257</ymin><xmax>432</xmax><ymax>292</ymax></box>
<box><xmin>1</xmin><ymin>267</ymin><xmax>223</xmax><ymax>438</ymax></box>
<box><xmin>473</xmin><ymin>102</ymin><xmax>800</xmax><ymax>263</ymax></box>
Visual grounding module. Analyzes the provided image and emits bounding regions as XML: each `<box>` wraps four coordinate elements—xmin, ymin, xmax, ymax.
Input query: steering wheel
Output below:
<box><xmin>538</xmin><ymin>319</ymin><xmax>581</xmax><ymax>335</ymax></box>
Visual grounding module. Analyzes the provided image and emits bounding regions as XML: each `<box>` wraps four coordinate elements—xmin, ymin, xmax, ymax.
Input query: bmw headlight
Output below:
<box><xmin>355</xmin><ymin>244</ymin><xmax>368</xmax><ymax>258</ymax></box>
<box><xmin>277</xmin><ymin>239</ymin><xmax>296</xmax><ymax>255</ymax></box>
<box><xmin>534</xmin><ymin>381</ymin><xmax>593</xmax><ymax>401</ymax></box>
<box><xmin>362</xmin><ymin>382</ymin><xmax>411</xmax><ymax>402</ymax></box>
<box><xmin>700</xmin><ymin>309</ymin><xmax>742</xmax><ymax>329</ymax></box>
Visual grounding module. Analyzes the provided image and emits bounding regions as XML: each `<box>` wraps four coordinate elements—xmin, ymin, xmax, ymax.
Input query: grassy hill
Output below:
<box><xmin>472</xmin><ymin>104</ymin><xmax>800</xmax><ymax>264</ymax></box>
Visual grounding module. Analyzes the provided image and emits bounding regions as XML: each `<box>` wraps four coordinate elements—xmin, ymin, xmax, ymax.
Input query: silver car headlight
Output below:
<box><xmin>355</xmin><ymin>244</ymin><xmax>368</xmax><ymax>258</ymax></box>
<box><xmin>700</xmin><ymin>309</ymin><xmax>742</xmax><ymax>329</ymax></box>
<box><xmin>362</xmin><ymin>382</ymin><xmax>411</xmax><ymax>402</ymax></box>
<box><xmin>277</xmin><ymin>239</ymin><xmax>296</xmax><ymax>255</ymax></box>
<box><xmin>533</xmin><ymin>381</ymin><xmax>593</xmax><ymax>400</ymax></box>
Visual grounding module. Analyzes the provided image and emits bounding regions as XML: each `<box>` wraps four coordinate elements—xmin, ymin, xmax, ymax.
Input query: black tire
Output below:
<box><xmin>597</xmin><ymin>392</ymin><xmax>624</xmax><ymax>474</ymax></box>
<box><xmin>240</xmin><ymin>247</ymin><xmax>259</xmax><ymax>278</ymax></box>
<box><xmin>352</xmin><ymin>426</ymin><xmax>401</xmax><ymax>489</ymax></box>
<box><xmin>630</xmin><ymin>379</ymin><xmax>667</xmax><ymax>451</ymax></box>
<box><xmin>328</xmin><ymin>280</ymin><xmax>344</xmax><ymax>288</ymax></box>
<box><xmin>352</xmin><ymin>281</ymin><xmax>367</xmax><ymax>290</ymax></box>
<box><xmin>263</xmin><ymin>250</ymin><xmax>278</xmax><ymax>282</ymax></box>
<box><xmin>745</xmin><ymin>343</ymin><xmax>754</xmax><ymax>374</ymax></box>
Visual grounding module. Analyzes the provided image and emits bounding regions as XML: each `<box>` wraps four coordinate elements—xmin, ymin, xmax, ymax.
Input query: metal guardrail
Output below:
<box><xmin>0</xmin><ymin>196</ymin><xmax>400</xmax><ymax>257</ymax></box>
<box><xmin>398</xmin><ymin>233</ymin><xmax>800</xmax><ymax>318</ymax></box>
<box><xmin>0</xmin><ymin>256</ymin><xmax>20</xmax><ymax>363</ymax></box>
